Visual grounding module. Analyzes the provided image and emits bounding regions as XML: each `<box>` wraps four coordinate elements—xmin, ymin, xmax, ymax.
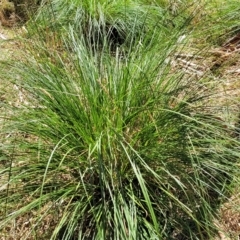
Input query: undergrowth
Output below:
<box><xmin>0</xmin><ymin>1</ymin><xmax>240</xmax><ymax>239</ymax></box>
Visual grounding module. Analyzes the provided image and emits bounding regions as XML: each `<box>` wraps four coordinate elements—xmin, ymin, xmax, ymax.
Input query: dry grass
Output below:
<box><xmin>215</xmin><ymin>185</ymin><xmax>240</xmax><ymax>240</ymax></box>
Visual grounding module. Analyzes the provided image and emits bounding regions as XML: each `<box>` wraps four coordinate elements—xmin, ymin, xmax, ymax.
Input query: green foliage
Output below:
<box><xmin>28</xmin><ymin>0</ymin><xmax>192</xmax><ymax>52</ymax></box>
<box><xmin>0</xmin><ymin>1</ymin><xmax>240</xmax><ymax>240</ymax></box>
<box><xmin>192</xmin><ymin>0</ymin><xmax>240</xmax><ymax>46</ymax></box>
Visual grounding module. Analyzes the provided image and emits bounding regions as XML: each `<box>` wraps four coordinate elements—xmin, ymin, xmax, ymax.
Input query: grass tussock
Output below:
<box><xmin>0</xmin><ymin>1</ymin><xmax>240</xmax><ymax>240</ymax></box>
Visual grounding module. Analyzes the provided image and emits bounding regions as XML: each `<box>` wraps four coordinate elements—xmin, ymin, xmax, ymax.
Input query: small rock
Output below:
<box><xmin>0</xmin><ymin>33</ymin><xmax>7</xmax><ymax>40</ymax></box>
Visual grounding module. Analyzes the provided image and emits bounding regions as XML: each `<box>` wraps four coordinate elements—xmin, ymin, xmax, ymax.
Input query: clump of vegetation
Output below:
<box><xmin>190</xmin><ymin>0</ymin><xmax>240</xmax><ymax>46</ymax></box>
<box><xmin>28</xmin><ymin>0</ymin><xmax>192</xmax><ymax>53</ymax></box>
<box><xmin>0</xmin><ymin>1</ymin><xmax>240</xmax><ymax>240</ymax></box>
<box><xmin>13</xmin><ymin>0</ymin><xmax>40</xmax><ymax>20</ymax></box>
<box><xmin>0</xmin><ymin>0</ymin><xmax>15</xmax><ymax>26</ymax></box>
<box><xmin>0</xmin><ymin>0</ymin><xmax>40</xmax><ymax>26</ymax></box>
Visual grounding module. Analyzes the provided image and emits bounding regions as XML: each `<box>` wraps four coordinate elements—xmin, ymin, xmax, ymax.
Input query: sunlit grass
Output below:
<box><xmin>0</xmin><ymin>1</ymin><xmax>240</xmax><ymax>240</ymax></box>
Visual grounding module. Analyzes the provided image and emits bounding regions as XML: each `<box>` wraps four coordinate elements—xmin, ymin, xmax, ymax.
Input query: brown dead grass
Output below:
<box><xmin>215</xmin><ymin>185</ymin><xmax>240</xmax><ymax>240</ymax></box>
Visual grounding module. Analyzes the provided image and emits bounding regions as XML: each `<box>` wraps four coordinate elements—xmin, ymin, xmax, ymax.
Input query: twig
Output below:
<box><xmin>174</xmin><ymin>53</ymin><xmax>204</xmax><ymax>59</ymax></box>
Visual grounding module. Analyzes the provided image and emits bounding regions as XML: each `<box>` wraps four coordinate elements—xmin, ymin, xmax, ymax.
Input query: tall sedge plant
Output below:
<box><xmin>191</xmin><ymin>0</ymin><xmax>240</xmax><ymax>46</ymax></box>
<box><xmin>0</xmin><ymin>1</ymin><xmax>239</xmax><ymax>240</ymax></box>
<box><xmin>27</xmin><ymin>0</ymin><xmax>188</xmax><ymax>53</ymax></box>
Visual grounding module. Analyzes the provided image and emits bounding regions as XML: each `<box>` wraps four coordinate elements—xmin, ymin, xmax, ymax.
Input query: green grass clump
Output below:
<box><xmin>191</xmin><ymin>0</ymin><xmax>240</xmax><ymax>46</ymax></box>
<box><xmin>27</xmin><ymin>0</ymin><xmax>193</xmax><ymax>53</ymax></box>
<box><xmin>0</xmin><ymin>1</ymin><xmax>240</xmax><ymax>240</ymax></box>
